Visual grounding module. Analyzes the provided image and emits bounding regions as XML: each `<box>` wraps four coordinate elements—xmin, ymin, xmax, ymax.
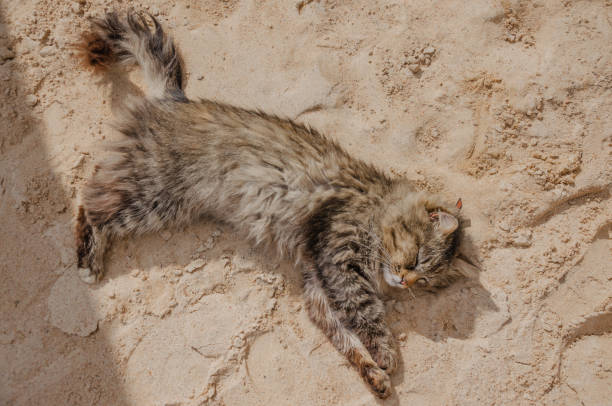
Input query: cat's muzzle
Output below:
<box><xmin>400</xmin><ymin>271</ymin><xmax>429</xmax><ymax>287</ymax></box>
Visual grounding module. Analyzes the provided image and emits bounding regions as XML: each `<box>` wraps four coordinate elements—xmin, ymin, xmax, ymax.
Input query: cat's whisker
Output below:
<box><xmin>356</xmin><ymin>224</ymin><xmax>385</xmax><ymax>246</ymax></box>
<box><xmin>348</xmin><ymin>240</ymin><xmax>393</xmax><ymax>267</ymax></box>
<box><xmin>372</xmin><ymin>251</ymin><xmax>393</xmax><ymax>264</ymax></box>
<box><xmin>347</xmin><ymin>238</ymin><xmax>380</xmax><ymax>254</ymax></box>
<box><xmin>355</xmin><ymin>252</ymin><xmax>392</xmax><ymax>269</ymax></box>
<box><xmin>352</xmin><ymin>230</ymin><xmax>393</xmax><ymax>264</ymax></box>
<box><xmin>363</xmin><ymin>234</ymin><xmax>393</xmax><ymax>264</ymax></box>
<box><xmin>367</xmin><ymin>254</ymin><xmax>393</xmax><ymax>268</ymax></box>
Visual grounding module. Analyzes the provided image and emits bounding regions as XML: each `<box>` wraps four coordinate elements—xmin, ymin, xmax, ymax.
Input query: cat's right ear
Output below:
<box><xmin>430</xmin><ymin>211</ymin><xmax>459</xmax><ymax>236</ymax></box>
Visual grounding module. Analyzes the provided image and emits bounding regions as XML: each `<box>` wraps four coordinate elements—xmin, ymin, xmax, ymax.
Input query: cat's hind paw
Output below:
<box><xmin>78</xmin><ymin>267</ymin><xmax>98</xmax><ymax>284</ymax></box>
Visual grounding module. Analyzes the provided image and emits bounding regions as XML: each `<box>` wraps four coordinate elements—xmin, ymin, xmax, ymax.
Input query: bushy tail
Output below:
<box><xmin>80</xmin><ymin>12</ymin><xmax>185</xmax><ymax>100</ymax></box>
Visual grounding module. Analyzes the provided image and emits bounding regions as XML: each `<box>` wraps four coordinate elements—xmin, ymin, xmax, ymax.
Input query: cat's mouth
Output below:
<box><xmin>382</xmin><ymin>265</ymin><xmax>404</xmax><ymax>288</ymax></box>
<box><xmin>400</xmin><ymin>272</ymin><xmax>431</xmax><ymax>287</ymax></box>
<box><xmin>400</xmin><ymin>271</ymin><xmax>420</xmax><ymax>287</ymax></box>
<box><xmin>383</xmin><ymin>266</ymin><xmax>430</xmax><ymax>289</ymax></box>
<box><xmin>383</xmin><ymin>267</ymin><xmax>429</xmax><ymax>289</ymax></box>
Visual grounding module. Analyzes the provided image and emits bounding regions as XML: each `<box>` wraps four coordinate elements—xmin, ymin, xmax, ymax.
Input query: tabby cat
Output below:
<box><xmin>76</xmin><ymin>13</ymin><xmax>466</xmax><ymax>398</ymax></box>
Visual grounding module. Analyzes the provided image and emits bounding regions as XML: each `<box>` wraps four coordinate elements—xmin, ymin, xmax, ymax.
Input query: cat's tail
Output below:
<box><xmin>79</xmin><ymin>12</ymin><xmax>185</xmax><ymax>100</ymax></box>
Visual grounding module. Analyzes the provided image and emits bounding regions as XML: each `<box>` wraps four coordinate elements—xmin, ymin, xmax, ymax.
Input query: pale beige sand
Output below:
<box><xmin>1</xmin><ymin>1</ymin><xmax>611</xmax><ymax>405</ymax></box>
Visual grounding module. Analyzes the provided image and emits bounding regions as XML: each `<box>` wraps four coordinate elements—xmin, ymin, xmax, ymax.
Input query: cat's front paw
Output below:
<box><xmin>372</xmin><ymin>345</ymin><xmax>398</xmax><ymax>374</ymax></box>
<box><xmin>363</xmin><ymin>364</ymin><xmax>392</xmax><ymax>399</ymax></box>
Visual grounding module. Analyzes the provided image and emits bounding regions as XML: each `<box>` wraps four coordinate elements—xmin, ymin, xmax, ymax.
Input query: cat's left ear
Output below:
<box><xmin>430</xmin><ymin>211</ymin><xmax>459</xmax><ymax>236</ymax></box>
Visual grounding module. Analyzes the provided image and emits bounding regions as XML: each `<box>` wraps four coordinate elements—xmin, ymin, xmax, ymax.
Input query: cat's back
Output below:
<box><xmin>141</xmin><ymin>98</ymin><xmax>359</xmax><ymax>191</ymax></box>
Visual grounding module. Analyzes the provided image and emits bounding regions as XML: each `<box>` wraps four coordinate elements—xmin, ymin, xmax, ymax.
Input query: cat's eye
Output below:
<box><xmin>419</xmin><ymin>257</ymin><xmax>431</xmax><ymax>265</ymax></box>
<box><xmin>416</xmin><ymin>278</ymin><xmax>428</xmax><ymax>286</ymax></box>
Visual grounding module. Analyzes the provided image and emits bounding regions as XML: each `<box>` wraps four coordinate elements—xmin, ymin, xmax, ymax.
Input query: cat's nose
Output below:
<box><xmin>401</xmin><ymin>271</ymin><xmax>420</xmax><ymax>287</ymax></box>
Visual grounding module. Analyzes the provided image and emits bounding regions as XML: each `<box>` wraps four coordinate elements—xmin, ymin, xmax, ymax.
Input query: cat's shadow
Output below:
<box><xmin>387</xmin><ymin>277</ymin><xmax>498</xmax><ymax>343</ymax></box>
<box><xmin>386</xmin><ymin>231</ymin><xmax>498</xmax><ymax>343</ymax></box>
<box><xmin>381</xmin><ymin>234</ymin><xmax>498</xmax><ymax>403</ymax></box>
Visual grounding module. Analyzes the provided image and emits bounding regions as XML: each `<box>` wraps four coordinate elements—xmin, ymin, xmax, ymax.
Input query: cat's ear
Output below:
<box><xmin>430</xmin><ymin>211</ymin><xmax>459</xmax><ymax>236</ymax></box>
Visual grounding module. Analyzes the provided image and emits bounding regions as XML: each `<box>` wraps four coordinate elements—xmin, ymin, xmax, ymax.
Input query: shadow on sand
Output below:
<box><xmin>0</xmin><ymin>7</ymin><xmax>130</xmax><ymax>405</ymax></box>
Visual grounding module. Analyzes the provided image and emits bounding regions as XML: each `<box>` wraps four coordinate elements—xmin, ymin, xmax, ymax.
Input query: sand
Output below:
<box><xmin>1</xmin><ymin>0</ymin><xmax>611</xmax><ymax>405</ymax></box>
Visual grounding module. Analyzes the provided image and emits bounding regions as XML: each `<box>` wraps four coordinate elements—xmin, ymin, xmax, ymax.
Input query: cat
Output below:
<box><xmin>76</xmin><ymin>12</ymin><xmax>467</xmax><ymax>398</ymax></box>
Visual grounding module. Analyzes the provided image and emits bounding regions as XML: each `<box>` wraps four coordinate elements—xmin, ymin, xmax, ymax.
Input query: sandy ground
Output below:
<box><xmin>1</xmin><ymin>0</ymin><xmax>611</xmax><ymax>405</ymax></box>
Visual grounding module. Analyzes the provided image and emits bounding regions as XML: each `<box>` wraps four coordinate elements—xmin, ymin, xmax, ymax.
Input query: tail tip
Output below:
<box><xmin>75</xmin><ymin>31</ymin><xmax>115</xmax><ymax>72</ymax></box>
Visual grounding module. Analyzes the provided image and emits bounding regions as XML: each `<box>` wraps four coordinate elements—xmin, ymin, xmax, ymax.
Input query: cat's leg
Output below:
<box><xmin>76</xmin><ymin>178</ymin><xmax>155</xmax><ymax>284</ymax></box>
<box><xmin>321</xmin><ymin>267</ymin><xmax>398</xmax><ymax>374</ymax></box>
<box><xmin>352</xmin><ymin>304</ymin><xmax>398</xmax><ymax>374</ymax></box>
<box><xmin>75</xmin><ymin>206</ymin><xmax>110</xmax><ymax>284</ymax></box>
<box><xmin>76</xmin><ymin>146</ymin><xmax>174</xmax><ymax>283</ymax></box>
<box><xmin>303</xmin><ymin>271</ymin><xmax>392</xmax><ymax>398</ymax></box>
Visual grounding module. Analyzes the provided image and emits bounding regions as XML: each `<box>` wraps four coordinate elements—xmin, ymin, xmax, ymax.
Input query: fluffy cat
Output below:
<box><xmin>76</xmin><ymin>12</ymin><xmax>466</xmax><ymax>398</ymax></box>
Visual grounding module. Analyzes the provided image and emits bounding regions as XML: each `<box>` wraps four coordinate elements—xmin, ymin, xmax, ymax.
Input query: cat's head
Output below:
<box><xmin>377</xmin><ymin>191</ymin><xmax>463</xmax><ymax>290</ymax></box>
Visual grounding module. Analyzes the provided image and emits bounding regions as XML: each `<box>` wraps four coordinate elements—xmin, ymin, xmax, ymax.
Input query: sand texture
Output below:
<box><xmin>1</xmin><ymin>0</ymin><xmax>611</xmax><ymax>405</ymax></box>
